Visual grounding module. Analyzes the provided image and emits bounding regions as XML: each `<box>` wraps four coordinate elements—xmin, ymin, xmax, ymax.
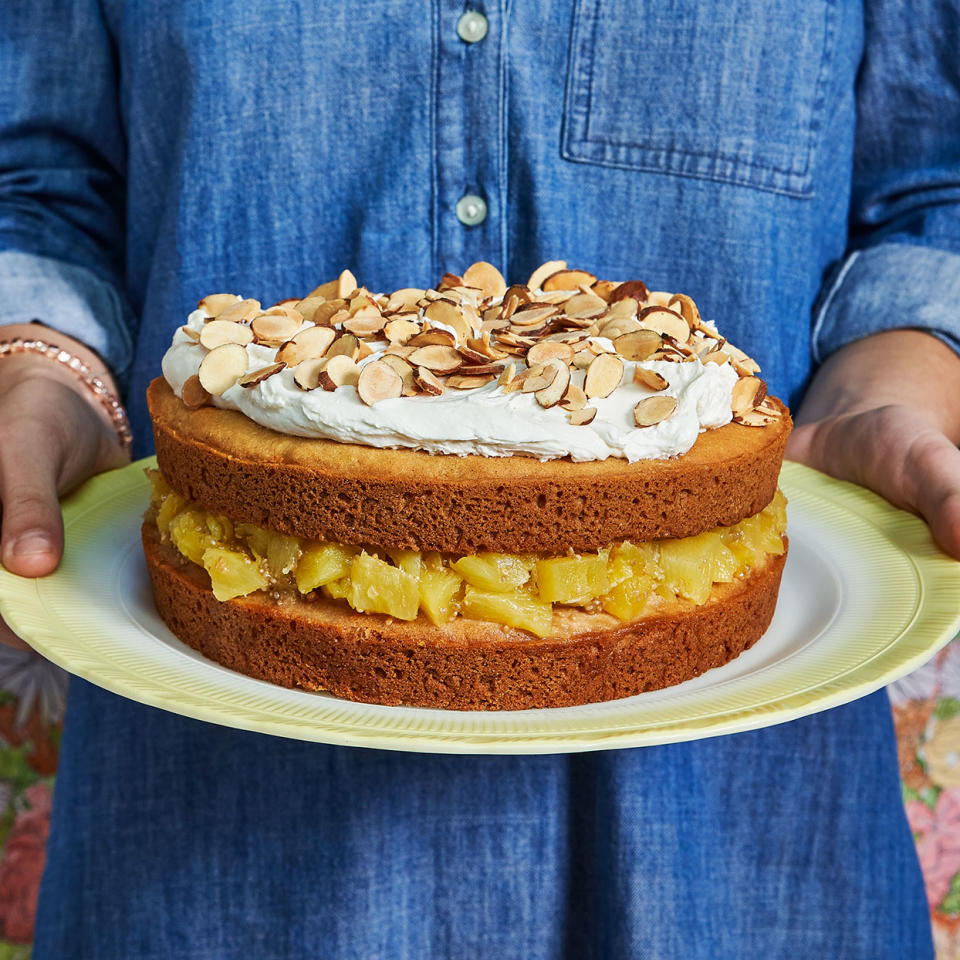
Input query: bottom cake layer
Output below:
<box><xmin>143</xmin><ymin>523</ymin><xmax>787</xmax><ymax>711</ymax></box>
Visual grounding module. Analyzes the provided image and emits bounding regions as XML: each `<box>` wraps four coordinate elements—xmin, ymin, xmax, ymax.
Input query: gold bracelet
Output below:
<box><xmin>0</xmin><ymin>337</ymin><xmax>133</xmax><ymax>453</ymax></box>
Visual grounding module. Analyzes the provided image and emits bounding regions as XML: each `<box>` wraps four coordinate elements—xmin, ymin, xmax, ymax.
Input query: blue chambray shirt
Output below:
<box><xmin>0</xmin><ymin>2</ymin><xmax>951</xmax><ymax>957</ymax></box>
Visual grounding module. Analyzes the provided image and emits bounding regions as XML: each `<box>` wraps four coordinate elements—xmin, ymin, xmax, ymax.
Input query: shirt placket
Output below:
<box><xmin>433</xmin><ymin>1</ymin><xmax>505</xmax><ymax>273</ymax></box>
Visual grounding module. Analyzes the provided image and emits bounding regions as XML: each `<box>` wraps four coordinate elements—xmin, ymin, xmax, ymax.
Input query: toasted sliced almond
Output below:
<box><xmin>638</xmin><ymin>306</ymin><xmax>690</xmax><ymax>342</ymax></box>
<box><xmin>522</xmin><ymin>363</ymin><xmax>558</xmax><ymax>394</ymax></box>
<box><xmin>614</xmin><ymin>329</ymin><xmax>662</xmax><ymax>361</ymax></box>
<box><xmin>633</xmin><ymin>367</ymin><xmax>669</xmax><ymax>391</ymax></box>
<box><xmin>509</xmin><ymin>304</ymin><xmax>559</xmax><ymax>327</ymax></box>
<box><xmin>446</xmin><ymin>374</ymin><xmax>495</xmax><ymax>390</ymax></box>
<box><xmin>527</xmin><ymin>259</ymin><xmax>567</xmax><ymax>290</ymax></box>
<box><xmin>569</xmin><ymin>407</ymin><xmax>597</xmax><ymax>426</ymax></box>
<box><xmin>646</xmin><ymin>290</ymin><xmax>674</xmax><ymax>307</ymax></box>
<box><xmin>703</xmin><ymin>351</ymin><xmax>730</xmax><ymax>366</ymax></box>
<box><xmin>610</xmin><ymin>281</ymin><xmax>649</xmax><ymax>304</ymax></box>
<box><xmin>318</xmin><ymin>354</ymin><xmax>360</xmax><ymax>391</ymax></box>
<box><xmin>408</xmin><ymin>329</ymin><xmax>457</xmax><ymax>348</ymax></box>
<box><xmin>527</xmin><ymin>341</ymin><xmax>575</xmax><ymax>367</ymax></box>
<box><xmin>668</xmin><ymin>293</ymin><xmax>702</xmax><ymax>327</ymax></box>
<box><xmin>198</xmin><ymin>319</ymin><xmax>254</xmax><ymax>350</ymax></box>
<box><xmin>378</xmin><ymin>354</ymin><xmax>417</xmax><ymax>395</ymax></box>
<box><xmin>181</xmin><ymin>374</ymin><xmax>212</xmax><ymax>408</ymax></box>
<box><xmin>733</xmin><ymin>409</ymin><xmax>777</xmax><ymax>427</ymax></box>
<box><xmin>604</xmin><ymin>297</ymin><xmax>641</xmax><ymax>320</ymax></box>
<box><xmin>198</xmin><ymin>293</ymin><xmax>241</xmax><ymax>317</ymax></box>
<box><xmin>408</xmin><ymin>344</ymin><xmax>462</xmax><ymax>375</ymax></box>
<box><xmin>572</xmin><ymin>349</ymin><xmax>594</xmax><ymax>369</ymax></box>
<box><xmin>357</xmin><ymin>360</ymin><xmax>403</xmax><ymax>405</ymax></box>
<box><xmin>326</xmin><ymin>333</ymin><xmax>360</xmax><ymax>361</ymax></box>
<box><xmin>423</xmin><ymin>297</ymin><xmax>462</xmax><ymax>328</ymax></box>
<box><xmin>599</xmin><ymin>318</ymin><xmax>643</xmax><ymax>340</ymax></box>
<box><xmin>251</xmin><ymin>312</ymin><xmax>301</xmax><ymax>345</ymax></box>
<box><xmin>386</xmin><ymin>287</ymin><xmax>426</xmax><ymax>311</ymax></box>
<box><xmin>293</xmin><ymin>357</ymin><xmax>328</xmax><ymax>390</ymax></box>
<box><xmin>731</xmin><ymin>376</ymin><xmax>768</xmax><ymax>415</ymax></box>
<box><xmin>307</xmin><ymin>269</ymin><xmax>357</xmax><ymax>301</ymax></box>
<box><xmin>498</xmin><ymin>362</ymin><xmax>518</xmax><ymax>388</ymax></box>
<box><xmin>584</xmin><ymin>353</ymin><xmax>624</xmax><ymax>399</ymax></box>
<box><xmin>276</xmin><ymin>326</ymin><xmax>337</xmax><ymax>366</ymax></box>
<box><xmin>591</xmin><ymin>280</ymin><xmax>618</xmax><ymax>302</ymax></box>
<box><xmin>437</xmin><ymin>272</ymin><xmax>464</xmax><ymax>290</ymax></box>
<box><xmin>563</xmin><ymin>292</ymin><xmax>608</xmax><ymax>319</ymax></box>
<box><xmin>239</xmin><ymin>361</ymin><xmax>286</xmax><ymax>388</ymax></box>
<box><xmin>384</xmin><ymin>317</ymin><xmax>422</xmax><ymax>345</ymax></box>
<box><xmin>756</xmin><ymin>397</ymin><xmax>780</xmax><ymax>417</ymax></box>
<box><xmin>198</xmin><ymin>343</ymin><xmax>248</xmax><ymax>395</ymax></box>
<box><xmin>634</xmin><ymin>395</ymin><xmax>677</xmax><ymax>427</ymax></box>
<box><xmin>180</xmin><ymin>325</ymin><xmax>201</xmax><ymax>342</ymax></box>
<box><xmin>292</xmin><ymin>296</ymin><xmax>325</xmax><ymax>323</ymax></box>
<box><xmin>542</xmin><ymin>269</ymin><xmax>597</xmax><ymax>291</ymax></box>
<box><xmin>559</xmin><ymin>383</ymin><xmax>588</xmax><ymax>411</ymax></box>
<box><xmin>306</xmin><ymin>299</ymin><xmax>348</xmax><ymax>326</ymax></box>
<box><xmin>414</xmin><ymin>365</ymin><xmax>445</xmax><ymax>396</ymax></box>
<box><xmin>462</xmin><ymin>262</ymin><xmax>507</xmax><ymax>300</ymax></box>
<box><xmin>343</xmin><ymin>312</ymin><xmax>385</xmax><ymax>337</ymax></box>
<box><xmin>216</xmin><ymin>298</ymin><xmax>261</xmax><ymax>324</ymax></box>
<box><xmin>535</xmin><ymin>359</ymin><xmax>570</xmax><ymax>408</ymax></box>
<box><xmin>457</xmin><ymin>361</ymin><xmax>504</xmax><ymax>376</ymax></box>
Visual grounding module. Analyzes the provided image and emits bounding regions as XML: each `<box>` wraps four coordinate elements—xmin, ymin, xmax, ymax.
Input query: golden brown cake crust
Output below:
<box><xmin>148</xmin><ymin>378</ymin><xmax>792</xmax><ymax>553</ymax></box>
<box><xmin>143</xmin><ymin>522</ymin><xmax>787</xmax><ymax>711</ymax></box>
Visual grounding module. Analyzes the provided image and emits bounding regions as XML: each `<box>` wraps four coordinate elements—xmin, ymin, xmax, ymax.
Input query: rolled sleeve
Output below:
<box><xmin>0</xmin><ymin>250</ymin><xmax>134</xmax><ymax>376</ymax></box>
<box><xmin>812</xmin><ymin>245</ymin><xmax>960</xmax><ymax>364</ymax></box>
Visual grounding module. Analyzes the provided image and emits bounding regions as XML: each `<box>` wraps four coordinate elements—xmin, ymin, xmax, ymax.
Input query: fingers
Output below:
<box><xmin>901</xmin><ymin>432</ymin><xmax>960</xmax><ymax>560</ymax></box>
<box><xmin>0</xmin><ymin>615</ymin><xmax>32</xmax><ymax>652</ymax></box>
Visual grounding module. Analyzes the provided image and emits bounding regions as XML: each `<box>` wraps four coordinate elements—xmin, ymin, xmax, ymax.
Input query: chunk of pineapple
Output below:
<box><xmin>323</xmin><ymin>575</ymin><xmax>353</xmax><ymax>601</ymax></box>
<box><xmin>450</xmin><ymin>553</ymin><xmax>531</xmax><ymax>592</ymax></box>
<box><xmin>658</xmin><ymin>530</ymin><xmax>738</xmax><ymax>604</ymax></box>
<box><xmin>205</xmin><ymin>513</ymin><xmax>235</xmax><ymax>544</ymax></box>
<box><xmin>168</xmin><ymin>509</ymin><xmax>219</xmax><ymax>565</ymax></box>
<box><xmin>156</xmin><ymin>490</ymin><xmax>187</xmax><ymax>536</ymax></box>
<box><xmin>387</xmin><ymin>548</ymin><xmax>423</xmax><ymax>579</ymax></box>
<box><xmin>294</xmin><ymin>542</ymin><xmax>357</xmax><ymax>594</ymax></box>
<box><xmin>349</xmin><ymin>552</ymin><xmax>420</xmax><ymax>620</ymax></box>
<box><xmin>461</xmin><ymin>586</ymin><xmax>554</xmax><ymax>638</ymax></box>
<box><xmin>419</xmin><ymin>568</ymin><xmax>463</xmax><ymax>626</ymax></box>
<box><xmin>601</xmin><ymin>571</ymin><xmax>655</xmax><ymax>620</ymax></box>
<box><xmin>610</xmin><ymin>541</ymin><xmax>662</xmax><ymax>581</ymax></box>
<box><xmin>537</xmin><ymin>551</ymin><xmax>609</xmax><ymax>604</ymax></box>
<box><xmin>201</xmin><ymin>546</ymin><xmax>269</xmax><ymax>601</ymax></box>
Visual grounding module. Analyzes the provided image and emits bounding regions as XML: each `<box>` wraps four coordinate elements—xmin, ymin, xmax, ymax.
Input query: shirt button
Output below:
<box><xmin>456</xmin><ymin>11</ymin><xmax>489</xmax><ymax>44</ymax></box>
<box><xmin>456</xmin><ymin>194</ymin><xmax>488</xmax><ymax>226</ymax></box>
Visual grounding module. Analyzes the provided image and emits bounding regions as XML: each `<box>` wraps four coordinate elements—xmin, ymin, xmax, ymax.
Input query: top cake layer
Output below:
<box><xmin>161</xmin><ymin>262</ymin><xmax>781</xmax><ymax>463</ymax></box>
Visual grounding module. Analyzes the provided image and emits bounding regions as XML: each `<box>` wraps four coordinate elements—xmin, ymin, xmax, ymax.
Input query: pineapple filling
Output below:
<box><xmin>147</xmin><ymin>471</ymin><xmax>786</xmax><ymax>638</ymax></box>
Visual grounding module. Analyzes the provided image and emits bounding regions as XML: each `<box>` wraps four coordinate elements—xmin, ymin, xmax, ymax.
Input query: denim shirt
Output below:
<box><xmin>2</xmin><ymin>0</ymin><xmax>960</xmax><ymax>455</ymax></box>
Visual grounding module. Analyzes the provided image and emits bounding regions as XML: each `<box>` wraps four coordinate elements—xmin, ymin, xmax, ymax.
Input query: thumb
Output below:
<box><xmin>0</xmin><ymin>432</ymin><xmax>64</xmax><ymax>578</ymax></box>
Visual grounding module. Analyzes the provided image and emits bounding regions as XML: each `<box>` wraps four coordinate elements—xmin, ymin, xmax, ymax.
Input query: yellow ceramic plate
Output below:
<box><xmin>1</xmin><ymin>458</ymin><xmax>958</xmax><ymax>754</ymax></box>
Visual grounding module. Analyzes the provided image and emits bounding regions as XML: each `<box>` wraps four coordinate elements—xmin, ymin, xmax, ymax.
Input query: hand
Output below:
<box><xmin>786</xmin><ymin>330</ymin><xmax>960</xmax><ymax>559</ymax></box>
<box><xmin>0</xmin><ymin>326</ymin><xmax>129</xmax><ymax>649</ymax></box>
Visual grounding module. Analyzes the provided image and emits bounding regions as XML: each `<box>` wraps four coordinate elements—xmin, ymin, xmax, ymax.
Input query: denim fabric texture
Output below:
<box><xmin>0</xmin><ymin>0</ymin><xmax>954</xmax><ymax>956</ymax></box>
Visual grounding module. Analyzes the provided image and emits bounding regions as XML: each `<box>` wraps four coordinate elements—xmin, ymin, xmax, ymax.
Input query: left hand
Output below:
<box><xmin>786</xmin><ymin>330</ymin><xmax>960</xmax><ymax>559</ymax></box>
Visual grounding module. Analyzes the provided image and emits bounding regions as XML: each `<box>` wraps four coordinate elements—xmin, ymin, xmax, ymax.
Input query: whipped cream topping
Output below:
<box><xmin>163</xmin><ymin>301</ymin><xmax>738</xmax><ymax>462</ymax></box>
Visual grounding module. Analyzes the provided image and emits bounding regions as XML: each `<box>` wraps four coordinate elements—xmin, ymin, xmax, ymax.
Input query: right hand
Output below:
<box><xmin>0</xmin><ymin>330</ymin><xmax>129</xmax><ymax>650</ymax></box>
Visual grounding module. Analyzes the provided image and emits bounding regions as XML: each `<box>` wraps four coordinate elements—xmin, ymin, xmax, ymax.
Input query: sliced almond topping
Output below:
<box><xmin>326</xmin><ymin>333</ymin><xmax>360</xmax><ymax>361</ymax></box>
<box><xmin>180</xmin><ymin>325</ymin><xmax>201</xmax><ymax>342</ymax></box>
<box><xmin>542</xmin><ymin>268</ymin><xmax>597</xmax><ymax>291</ymax></box>
<box><xmin>731</xmin><ymin>376</ymin><xmax>768</xmax><ymax>416</ymax></box>
<box><xmin>668</xmin><ymin>293</ymin><xmax>702</xmax><ymax>327</ymax></box>
<box><xmin>559</xmin><ymin>383</ymin><xmax>588</xmax><ymax>411</ymax></box>
<box><xmin>293</xmin><ymin>297</ymin><xmax>325</xmax><ymax>323</ymax></box>
<box><xmin>604</xmin><ymin>297</ymin><xmax>641</xmax><ymax>320</ymax></box>
<box><xmin>498</xmin><ymin>362</ymin><xmax>517</xmax><ymax>387</ymax></box>
<box><xmin>568</xmin><ymin>407</ymin><xmax>597</xmax><ymax>426</ymax></box>
<box><xmin>251</xmin><ymin>312</ymin><xmax>302</xmax><ymax>345</ymax></box>
<box><xmin>198</xmin><ymin>319</ymin><xmax>254</xmax><ymax>350</ymax></box>
<box><xmin>527</xmin><ymin>341</ymin><xmax>575</xmax><ymax>367</ymax></box>
<box><xmin>609</xmin><ymin>281</ymin><xmax>649</xmax><ymax>304</ymax></box>
<box><xmin>599</xmin><ymin>318</ymin><xmax>643</xmax><ymax>340</ymax></box>
<box><xmin>318</xmin><ymin>355</ymin><xmax>360</xmax><ymax>391</ymax></box>
<box><xmin>446</xmin><ymin>374</ymin><xmax>495</xmax><ymax>390</ymax></box>
<box><xmin>356</xmin><ymin>359</ymin><xmax>403</xmax><ymax>405</ymax></box>
<box><xmin>293</xmin><ymin>357</ymin><xmax>329</xmax><ymax>391</ymax></box>
<box><xmin>437</xmin><ymin>272</ymin><xmax>464</xmax><ymax>290</ymax></box>
<box><xmin>646</xmin><ymin>291</ymin><xmax>674</xmax><ymax>307</ymax></box>
<box><xmin>633</xmin><ymin>367</ymin><xmax>669</xmax><ymax>391</ymax></box>
<box><xmin>380</xmin><ymin>354</ymin><xmax>418</xmax><ymax>396</ymax></box>
<box><xmin>563</xmin><ymin>292</ymin><xmax>607</xmax><ymax>319</ymax></box>
<box><xmin>522</xmin><ymin>363</ymin><xmax>558</xmax><ymax>394</ymax></box>
<box><xmin>275</xmin><ymin>326</ymin><xmax>337</xmax><ymax>366</ymax></box>
<box><xmin>263</xmin><ymin>304</ymin><xmax>302</xmax><ymax>320</ymax></box>
<box><xmin>239</xmin><ymin>361</ymin><xmax>286</xmax><ymax>388</ymax></box>
<box><xmin>307</xmin><ymin>269</ymin><xmax>357</xmax><ymax>301</ymax></box>
<box><xmin>408</xmin><ymin>329</ymin><xmax>457</xmax><ymax>348</ymax></box>
<box><xmin>457</xmin><ymin>361</ymin><xmax>504</xmax><ymax>377</ymax></box>
<box><xmin>343</xmin><ymin>312</ymin><xmax>385</xmax><ymax>337</ymax></box>
<box><xmin>634</xmin><ymin>395</ymin><xmax>677</xmax><ymax>427</ymax></box>
<box><xmin>756</xmin><ymin>397</ymin><xmax>780</xmax><ymax>417</ymax></box>
<box><xmin>181</xmin><ymin>374</ymin><xmax>212</xmax><ymax>409</ymax></box>
<box><xmin>591</xmin><ymin>280</ymin><xmax>618</xmax><ymax>302</ymax></box>
<box><xmin>386</xmin><ymin>287</ymin><xmax>427</xmax><ymax>311</ymax></box>
<box><xmin>307</xmin><ymin>299</ymin><xmax>348</xmax><ymax>326</ymax></box>
<box><xmin>216</xmin><ymin>298</ymin><xmax>261</xmax><ymax>324</ymax></box>
<box><xmin>535</xmin><ymin>359</ymin><xmax>570</xmax><ymax>408</ymax></box>
<box><xmin>414</xmin><ymin>365</ymin><xmax>445</xmax><ymax>396</ymax></box>
<box><xmin>703</xmin><ymin>350</ymin><xmax>731</xmax><ymax>366</ymax></box>
<box><xmin>198</xmin><ymin>342</ymin><xmax>248</xmax><ymax>396</ymax></box>
<box><xmin>457</xmin><ymin>344</ymin><xmax>493</xmax><ymax>364</ymax></box>
<box><xmin>384</xmin><ymin>317</ymin><xmax>422</xmax><ymax>345</ymax></box>
<box><xmin>509</xmin><ymin>304</ymin><xmax>559</xmax><ymax>327</ymax></box>
<box><xmin>583</xmin><ymin>353</ymin><xmax>624</xmax><ymax>399</ymax></box>
<box><xmin>527</xmin><ymin>259</ymin><xmax>567</xmax><ymax>291</ymax></box>
<box><xmin>408</xmin><ymin>344</ymin><xmax>462</xmax><ymax>375</ymax></box>
<box><xmin>423</xmin><ymin>297</ymin><xmax>462</xmax><ymax>328</ymax></box>
<box><xmin>198</xmin><ymin>293</ymin><xmax>241</xmax><ymax>317</ymax></box>
<box><xmin>733</xmin><ymin>359</ymin><xmax>760</xmax><ymax>377</ymax></box>
<box><xmin>733</xmin><ymin>409</ymin><xmax>777</xmax><ymax>427</ymax></box>
<box><xmin>383</xmin><ymin>343</ymin><xmax>417</xmax><ymax>358</ymax></box>
<box><xmin>638</xmin><ymin>306</ymin><xmax>691</xmax><ymax>343</ymax></box>
<box><xmin>462</xmin><ymin>261</ymin><xmax>507</xmax><ymax>300</ymax></box>
<box><xmin>613</xmin><ymin>329</ymin><xmax>662</xmax><ymax>361</ymax></box>
<box><xmin>572</xmin><ymin>349</ymin><xmax>594</xmax><ymax>369</ymax></box>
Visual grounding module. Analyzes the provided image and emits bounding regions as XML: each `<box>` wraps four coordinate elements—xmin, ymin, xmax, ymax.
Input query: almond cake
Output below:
<box><xmin>143</xmin><ymin>262</ymin><xmax>791</xmax><ymax>710</ymax></box>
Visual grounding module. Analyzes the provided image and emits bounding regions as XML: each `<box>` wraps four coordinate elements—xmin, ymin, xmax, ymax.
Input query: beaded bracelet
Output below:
<box><xmin>0</xmin><ymin>336</ymin><xmax>133</xmax><ymax>453</ymax></box>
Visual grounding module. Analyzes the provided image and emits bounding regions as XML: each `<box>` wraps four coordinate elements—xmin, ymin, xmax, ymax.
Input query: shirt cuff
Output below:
<box><xmin>0</xmin><ymin>250</ymin><xmax>134</xmax><ymax>377</ymax></box>
<box><xmin>812</xmin><ymin>244</ymin><xmax>960</xmax><ymax>364</ymax></box>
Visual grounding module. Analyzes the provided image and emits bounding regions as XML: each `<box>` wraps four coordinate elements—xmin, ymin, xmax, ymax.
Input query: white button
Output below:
<box><xmin>457</xmin><ymin>11</ymin><xmax>488</xmax><ymax>44</ymax></box>
<box><xmin>456</xmin><ymin>194</ymin><xmax>487</xmax><ymax>226</ymax></box>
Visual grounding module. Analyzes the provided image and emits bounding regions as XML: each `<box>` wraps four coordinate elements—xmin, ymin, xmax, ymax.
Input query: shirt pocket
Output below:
<box><xmin>562</xmin><ymin>0</ymin><xmax>837</xmax><ymax>197</ymax></box>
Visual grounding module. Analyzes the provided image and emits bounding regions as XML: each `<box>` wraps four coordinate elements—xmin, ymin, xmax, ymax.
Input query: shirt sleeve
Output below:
<box><xmin>811</xmin><ymin>0</ymin><xmax>960</xmax><ymax>364</ymax></box>
<box><xmin>0</xmin><ymin>1</ymin><xmax>135</xmax><ymax>378</ymax></box>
